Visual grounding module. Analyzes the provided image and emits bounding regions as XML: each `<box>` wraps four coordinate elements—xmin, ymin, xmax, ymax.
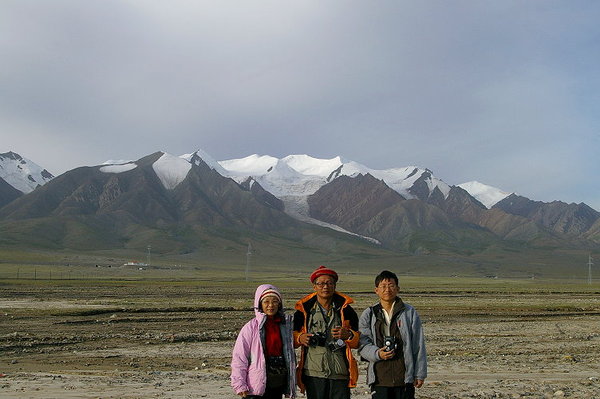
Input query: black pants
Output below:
<box><xmin>303</xmin><ymin>375</ymin><xmax>350</xmax><ymax>399</ymax></box>
<box><xmin>371</xmin><ymin>384</ymin><xmax>415</xmax><ymax>399</ymax></box>
<box><xmin>247</xmin><ymin>385</ymin><xmax>285</xmax><ymax>399</ymax></box>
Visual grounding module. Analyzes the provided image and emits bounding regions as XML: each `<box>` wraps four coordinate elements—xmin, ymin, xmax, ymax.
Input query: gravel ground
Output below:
<box><xmin>1</xmin><ymin>282</ymin><xmax>599</xmax><ymax>398</ymax></box>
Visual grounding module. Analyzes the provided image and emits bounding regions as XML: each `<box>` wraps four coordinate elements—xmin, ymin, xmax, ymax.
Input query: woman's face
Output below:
<box><xmin>261</xmin><ymin>296</ymin><xmax>280</xmax><ymax>317</ymax></box>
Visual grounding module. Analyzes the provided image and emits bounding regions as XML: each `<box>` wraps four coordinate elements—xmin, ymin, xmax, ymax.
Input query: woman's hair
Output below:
<box><xmin>375</xmin><ymin>270</ymin><xmax>398</xmax><ymax>287</ymax></box>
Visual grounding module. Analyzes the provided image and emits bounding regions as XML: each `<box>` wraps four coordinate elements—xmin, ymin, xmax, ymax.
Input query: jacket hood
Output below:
<box><xmin>253</xmin><ymin>284</ymin><xmax>283</xmax><ymax>317</ymax></box>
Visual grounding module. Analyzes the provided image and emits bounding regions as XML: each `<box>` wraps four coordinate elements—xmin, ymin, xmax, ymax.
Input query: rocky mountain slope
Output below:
<box><xmin>0</xmin><ymin>149</ymin><xmax>597</xmax><ymax>255</ymax></box>
<box><xmin>0</xmin><ymin>152</ymin><xmax>328</xmax><ymax>252</ymax></box>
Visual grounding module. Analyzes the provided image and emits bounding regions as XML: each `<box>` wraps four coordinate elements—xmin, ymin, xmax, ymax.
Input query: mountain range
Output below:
<box><xmin>0</xmin><ymin>149</ymin><xmax>598</xmax><ymax>264</ymax></box>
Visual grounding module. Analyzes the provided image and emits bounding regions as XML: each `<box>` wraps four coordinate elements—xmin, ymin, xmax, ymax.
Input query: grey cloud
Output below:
<box><xmin>0</xmin><ymin>1</ymin><xmax>598</xmax><ymax>209</ymax></box>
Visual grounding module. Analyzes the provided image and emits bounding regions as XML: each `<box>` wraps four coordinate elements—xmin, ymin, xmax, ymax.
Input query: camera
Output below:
<box><xmin>328</xmin><ymin>338</ymin><xmax>346</xmax><ymax>352</ymax></box>
<box><xmin>384</xmin><ymin>336</ymin><xmax>398</xmax><ymax>352</ymax></box>
<box><xmin>308</xmin><ymin>331</ymin><xmax>327</xmax><ymax>347</ymax></box>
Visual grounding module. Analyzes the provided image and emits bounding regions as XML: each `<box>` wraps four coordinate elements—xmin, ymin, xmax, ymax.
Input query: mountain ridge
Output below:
<box><xmin>0</xmin><ymin>148</ymin><xmax>597</xmax><ymax>258</ymax></box>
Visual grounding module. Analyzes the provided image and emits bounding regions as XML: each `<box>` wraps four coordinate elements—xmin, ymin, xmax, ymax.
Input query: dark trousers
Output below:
<box><xmin>371</xmin><ymin>384</ymin><xmax>415</xmax><ymax>399</ymax></box>
<box><xmin>247</xmin><ymin>386</ymin><xmax>285</xmax><ymax>399</ymax></box>
<box><xmin>304</xmin><ymin>375</ymin><xmax>350</xmax><ymax>399</ymax></box>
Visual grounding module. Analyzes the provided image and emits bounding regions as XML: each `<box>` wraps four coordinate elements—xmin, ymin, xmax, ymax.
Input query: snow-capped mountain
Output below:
<box><xmin>0</xmin><ymin>151</ymin><xmax>54</xmax><ymax>193</ymax></box>
<box><xmin>93</xmin><ymin>150</ymin><xmax>455</xmax><ymax>243</ymax></box>
<box><xmin>214</xmin><ymin>153</ymin><xmax>454</xmax><ymax>241</ymax></box>
<box><xmin>97</xmin><ymin>150</ymin><xmax>483</xmax><ymax>212</ymax></box>
<box><xmin>457</xmin><ymin>181</ymin><xmax>512</xmax><ymax>209</ymax></box>
<box><xmin>0</xmin><ymin>148</ymin><xmax>597</xmax><ymax>256</ymax></box>
<box><xmin>218</xmin><ymin>153</ymin><xmax>451</xmax><ymax>200</ymax></box>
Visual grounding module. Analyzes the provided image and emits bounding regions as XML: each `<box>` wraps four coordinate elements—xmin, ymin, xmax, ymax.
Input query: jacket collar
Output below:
<box><xmin>295</xmin><ymin>291</ymin><xmax>354</xmax><ymax>314</ymax></box>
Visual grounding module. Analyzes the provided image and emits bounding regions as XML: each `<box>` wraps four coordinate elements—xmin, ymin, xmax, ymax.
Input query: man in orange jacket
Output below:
<box><xmin>293</xmin><ymin>265</ymin><xmax>360</xmax><ymax>399</ymax></box>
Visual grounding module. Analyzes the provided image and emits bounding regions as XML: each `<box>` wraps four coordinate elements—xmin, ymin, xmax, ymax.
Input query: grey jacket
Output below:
<box><xmin>358</xmin><ymin>301</ymin><xmax>427</xmax><ymax>386</ymax></box>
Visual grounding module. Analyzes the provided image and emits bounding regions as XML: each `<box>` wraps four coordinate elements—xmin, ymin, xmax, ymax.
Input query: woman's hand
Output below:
<box><xmin>237</xmin><ymin>391</ymin><xmax>248</xmax><ymax>397</ymax></box>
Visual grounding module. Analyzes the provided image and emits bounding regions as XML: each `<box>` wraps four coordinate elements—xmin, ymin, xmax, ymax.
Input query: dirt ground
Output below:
<box><xmin>1</xmin><ymin>280</ymin><xmax>599</xmax><ymax>398</ymax></box>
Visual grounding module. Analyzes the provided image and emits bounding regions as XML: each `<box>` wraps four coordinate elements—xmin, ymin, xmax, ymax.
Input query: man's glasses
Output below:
<box><xmin>314</xmin><ymin>281</ymin><xmax>335</xmax><ymax>287</ymax></box>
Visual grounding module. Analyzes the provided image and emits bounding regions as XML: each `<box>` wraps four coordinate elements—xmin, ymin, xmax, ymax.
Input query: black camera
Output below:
<box><xmin>327</xmin><ymin>338</ymin><xmax>346</xmax><ymax>352</ymax></box>
<box><xmin>384</xmin><ymin>336</ymin><xmax>398</xmax><ymax>352</ymax></box>
<box><xmin>308</xmin><ymin>331</ymin><xmax>327</xmax><ymax>347</ymax></box>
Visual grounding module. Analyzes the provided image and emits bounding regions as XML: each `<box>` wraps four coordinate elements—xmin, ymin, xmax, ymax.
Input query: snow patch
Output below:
<box><xmin>282</xmin><ymin>154</ymin><xmax>345</xmax><ymax>176</ymax></box>
<box><xmin>280</xmin><ymin>195</ymin><xmax>381</xmax><ymax>245</ymax></box>
<box><xmin>0</xmin><ymin>151</ymin><xmax>54</xmax><ymax>193</ymax></box>
<box><xmin>153</xmin><ymin>153</ymin><xmax>192</xmax><ymax>190</ymax></box>
<box><xmin>219</xmin><ymin>154</ymin><xmax>279</xmax><ymax>176</ymax></box>
<box><xmin>458</xmin><ymin>181</ymin><xmax>512</xmax><ymax>208</ymax></box>
<box><xmin>102</xmin><ymin>159</ymin><xmax>134</xmax><ymax>165</ymax></box>
<box><xmin>100</xmin><ymin>163</ymin><xmax>138</xmax><ymax>174</ymax></box>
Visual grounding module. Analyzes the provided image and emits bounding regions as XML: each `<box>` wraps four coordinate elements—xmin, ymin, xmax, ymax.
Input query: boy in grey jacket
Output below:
<box><xmin>358</xmin><ymin>270</ymin><xmax>427</xmax><ymax>399</ymax></box>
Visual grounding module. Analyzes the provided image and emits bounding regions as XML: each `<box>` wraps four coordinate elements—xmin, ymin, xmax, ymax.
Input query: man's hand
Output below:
<box><xmin>298</xmin><ymin>333</ymin><xmax>313</xmax><ymax>347</ymax></box>
<box><xmin>414</xmin><ymin>379</ymin><xmax>425</xmax><ymax>388</ymax></box>
<box><xmin>377</xmin><ymin>347</ymin><xmax>394</xmax><ymax>360</ymax></box>
<box><xmin>331</xmin><ymin>326</ymin><xmax>352</xmax><ymax>340</ymax></box>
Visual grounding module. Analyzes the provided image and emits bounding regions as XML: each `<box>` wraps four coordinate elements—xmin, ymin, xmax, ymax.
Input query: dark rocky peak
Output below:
<box><xmin>495</xmin><ymin>194</ymin><xmax>600</xmax><ymax>235</ymax></box>
<box><xmin>239</xmin><ymin>177</ymin><xmax>255</xmax><ymax>191</ymax></box>
<box><xmin>0</xmin><ymin>151</ymin><xmax>24</xmax><ymax>162</ymax></box>
<box><xmin>327</xmin><ymin>165</ymin><xmax>344</xmax><ymax>182</ymax></box>
<box><xmin>133</xmin><ymin>152</ymin><xmax>165</xmax><ymax>167</ymax></box>
<box><xmin>493</xmin><ymin>194</ymin><xmax>544</xmax><ymax>217</ymax></box>
<box><xmin>308</xmin><ymin>173</ymin><xmax>405</xmax><ymax>229</ymax></box>
<box><xmin>406</xmin><ymin>168</ymin><xmax>419</xmax><ymax>179</ymax></box>
<box><xmin>41</xmin><ymin>169</ymin><xmax>55</xmax><ymax>179</ymax></box>
<box><xmin>239</xmin><ymin>177</ymin><xmax>284</xmax><ymax>211</ymax></box>
<box><xmin>408</xmin><ymin>169</ymin><xmax>434</xmax><ymax>201</ymax></box>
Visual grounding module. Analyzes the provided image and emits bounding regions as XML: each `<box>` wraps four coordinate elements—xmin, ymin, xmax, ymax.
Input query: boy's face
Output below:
<box><xmin>375</xmin><ymin>278</ymin><xmax>399</xmax><ymax>302</ymax></box>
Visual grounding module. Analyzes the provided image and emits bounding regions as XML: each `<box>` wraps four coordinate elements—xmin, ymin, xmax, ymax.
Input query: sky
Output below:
<box><xmin>1</xmin><ymin>1</ymin><xmax>599</xmax><ymax>210</ymax></box>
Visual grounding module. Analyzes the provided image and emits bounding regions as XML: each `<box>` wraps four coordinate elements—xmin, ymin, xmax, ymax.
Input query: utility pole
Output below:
<box><xmin>147</xmin><ymin>245</ymin><xmax>152</xmax><ymax>266</ymax></box>
<box><xmin>588</xmin><ymin>254</ymin><xmax>594</xmax><ymax>285</ymax></box>
<box><xmin>245</xmin><ymin>243</ymin><xmax>253</xmax><ymax>282</ymax></box>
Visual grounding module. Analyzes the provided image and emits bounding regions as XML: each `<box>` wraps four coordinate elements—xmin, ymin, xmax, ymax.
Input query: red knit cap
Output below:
<box><xmin>310</xmin><ymin>265</ymin><xmax>338</xmax><ymax>283</ymax></box>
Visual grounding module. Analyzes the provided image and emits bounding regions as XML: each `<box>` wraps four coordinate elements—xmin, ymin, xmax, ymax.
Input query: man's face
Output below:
<box><xmin>375</xmin><ymin>278</ymin><xmax>399</xmax><ymax>302</ymax></box>
<box><xmin>313</xmin><ymin>275</ymin><xmax>336</xmax><ymax>300</ymax></box>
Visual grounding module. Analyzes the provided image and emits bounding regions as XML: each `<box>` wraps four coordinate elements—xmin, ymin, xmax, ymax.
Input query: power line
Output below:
<box><xmin>245</xmin><ymin>243</ymin><xmax>253</xmax><ymax>282</ymax></box>
<box><xmin>588</xmin><ymin>254</ymin><xmax>594</xmax><ymax>285</ymax></box>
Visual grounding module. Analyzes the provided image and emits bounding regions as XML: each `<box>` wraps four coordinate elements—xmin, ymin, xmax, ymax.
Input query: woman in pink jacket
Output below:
<box><xmin>231</xmin><ymin>284</ymin><xmax>297</xmax><ymax>398</ymax></box>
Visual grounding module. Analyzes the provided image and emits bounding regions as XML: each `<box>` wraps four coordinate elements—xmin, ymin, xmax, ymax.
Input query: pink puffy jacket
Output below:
<box><xmin>230</xmin><ymin>284</ymin><xmax>296</xmax><ymax>398</ymax></box>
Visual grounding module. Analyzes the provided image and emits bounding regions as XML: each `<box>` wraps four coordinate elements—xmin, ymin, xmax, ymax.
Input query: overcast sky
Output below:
<box><xmin>1</xmin><ymin>1</ymin><xmax>599</xmax><ymax>210</ymax></box>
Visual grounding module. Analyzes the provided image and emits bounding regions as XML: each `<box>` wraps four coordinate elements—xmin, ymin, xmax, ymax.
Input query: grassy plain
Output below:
<box><xmin>1</xmin><ymin>250</ymin><xmax>599</xmax><ymax>398</ymax></box>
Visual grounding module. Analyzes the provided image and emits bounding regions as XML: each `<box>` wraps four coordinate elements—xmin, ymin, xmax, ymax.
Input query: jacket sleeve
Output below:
<box><xmin>410</xmin><ymin>309</ymin><xmax>428</xmax><ymax>380</ymax></box>
<box><xmin>230</xmin><ymin>323</ymin><xmax>251</xmax><ymax>394</ymax></box>
<box><xmin>343</xmin><ymin>305</ymin><xmax>361</xmax><ymax>349</ymax></box>
<box><xmin>292</xmin><ymin>309</ymin><xmax>305</xmax><ymax>348</ymax></box>
<box><xmin>358</xmin><ymin>307</ymin><xmax>381</xmax><ymax>362</ymax></box>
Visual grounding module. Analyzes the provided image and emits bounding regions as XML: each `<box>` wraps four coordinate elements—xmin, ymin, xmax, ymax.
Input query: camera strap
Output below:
<box><xmin>317</xmin><ymin>303</ymin><xmax>334</xmax><ymax>327</ymax></box>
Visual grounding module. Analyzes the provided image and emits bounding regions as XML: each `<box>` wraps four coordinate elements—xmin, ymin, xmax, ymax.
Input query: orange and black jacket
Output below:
<box><xmin>292</xmin><ymin>291</ymin><xmax>360</xmax><ymax>392</ymax></box>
